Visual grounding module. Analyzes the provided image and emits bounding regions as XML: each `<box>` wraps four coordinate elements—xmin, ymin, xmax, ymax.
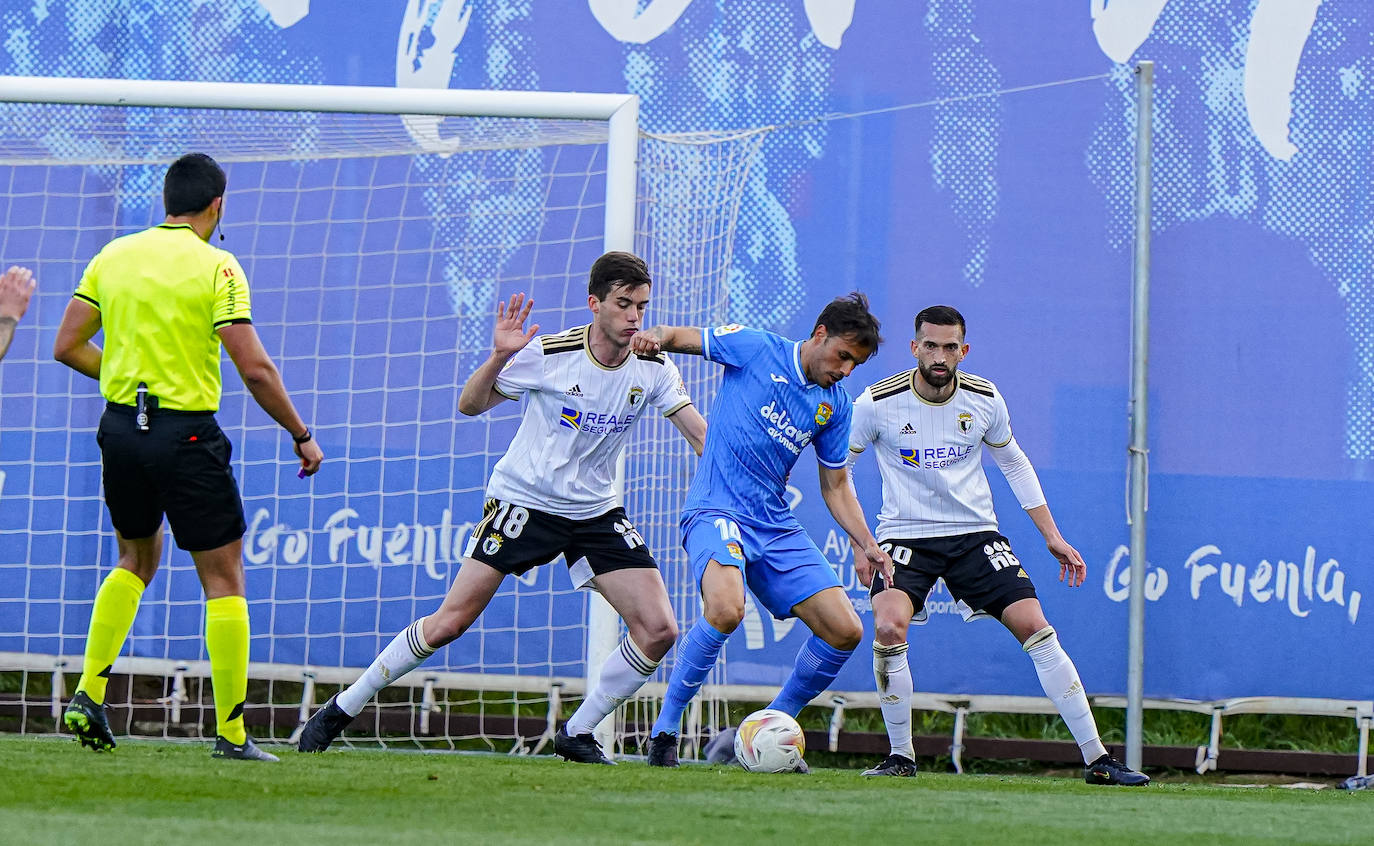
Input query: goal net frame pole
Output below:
<box><xmin>595</xmin><ymin>96</ymin><xmax>639</xmax><ymax>756</ymax></box>
<box><xmin>0</xmin><ymin>73</ymin><xmax>636</xmax><ymax>753</ymax></box>
<box><xmin>1125</xmin><ymin>60</ymin><xmax>1153</xmax><ymax>772</ymax></box>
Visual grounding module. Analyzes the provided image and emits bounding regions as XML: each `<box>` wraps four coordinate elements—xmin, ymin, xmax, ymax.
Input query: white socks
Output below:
<box><xmin>336</xmin><ymin>618</ymin><xmax>436</xmax><ymax>717</ymax></box>
<box><xmin>1023</xmin><ymin>626</ymin><xmax>1107</xmax><ymax>764</ymax></box>
<box><xmin>873</xmin><ymin>641</ymin><xmax>915</xmax><ymax>760</ymax></box>
<box><xmin>564</xmin><ymin>636</ymin><xmax>660</xmax><ymax>737</ymax></box>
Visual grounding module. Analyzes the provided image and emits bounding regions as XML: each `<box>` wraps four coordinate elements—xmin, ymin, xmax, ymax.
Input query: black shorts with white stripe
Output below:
<box><xmin>463</xmin><ymin>499</ymin><xmax>657</xmax><ymax>581</ymax></box>
<box><xmin>870</xmin><ymin>531</ymin><xmax>1037</xmax><ymax>620</ymax></box>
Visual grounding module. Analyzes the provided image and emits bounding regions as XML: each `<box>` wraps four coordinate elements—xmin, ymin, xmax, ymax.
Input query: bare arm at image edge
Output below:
<box><xmin>0</xmin><ymin>266</ymin><xmax>36</xmax><ymax>363</ymax></box>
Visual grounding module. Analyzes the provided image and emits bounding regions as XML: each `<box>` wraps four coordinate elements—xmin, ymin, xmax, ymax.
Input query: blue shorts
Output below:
<box><xmin>682</xmin><ymin>510</ymin><xmax>842</xmax><ymax>620</ymax></box>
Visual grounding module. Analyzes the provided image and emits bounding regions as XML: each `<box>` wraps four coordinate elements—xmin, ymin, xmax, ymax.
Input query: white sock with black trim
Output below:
<box><xmin>336</xmin><ymin>617</ymin><xmax>436</xmax><ymax>718</ymax></box>
<box><xmin>564</xmin><ymin>636</ymin><xmax>661</xmax><ymax>737</ymax></box>
<box><xmin>1023</xmin><ymin>625</ymin><xmax>1107</xmax><ymax>764</ymax></box>
<box><xmin>874</xmin><ymin>641</ymin><xmax>915</xmax><ymax>760</ymax></box>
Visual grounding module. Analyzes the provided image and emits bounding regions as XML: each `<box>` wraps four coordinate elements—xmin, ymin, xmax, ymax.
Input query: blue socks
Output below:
<box><xmin>652</xmin><ymin>618</ymin><xmax>730</xmax><ymax>736</ymax></box>
<box><xmin>768</xmin><ymin>635</ymin><xmax>854</xmax><ymax>716</ymax></box>
<box><xmin>653</xmin><ymin>625</ymin><xmax>854</xmax><ymax>734</ymax></box>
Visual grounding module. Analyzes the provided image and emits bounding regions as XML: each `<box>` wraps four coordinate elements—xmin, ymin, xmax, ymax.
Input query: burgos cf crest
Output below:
<box><xmin>482</xmin><ymin>533</ymin><xmax>503</xmax><ymax>556</ymax></box>
<box><xmin>958</xmin><ymin>412</ymin><xmax>973</xmax><ymax>433</ymax></box>
<box><xmin>559</xmin><ymin>407</ymin><xmax>583</xmax><ymax>429</ymax></box>
<box><xmin>815</xmin><ymin>402</ymin><xmax>834</xmax><ymax>426</ymax></box>
<box><xmin>628</xmin><ymin>386</ymin><xmax>644</xmax><ymax>407</ymax></box>
<box><xmin>899</xmin><ymin>448</ymin><xmax>921</xmax><ymax>468</ymax></box>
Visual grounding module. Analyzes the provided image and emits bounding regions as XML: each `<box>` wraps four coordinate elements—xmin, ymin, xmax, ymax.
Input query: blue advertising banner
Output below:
<box><xmin>1</xmin><ymin>0</ymin><xmax>1370</xmax><ymax>703</ymax></box>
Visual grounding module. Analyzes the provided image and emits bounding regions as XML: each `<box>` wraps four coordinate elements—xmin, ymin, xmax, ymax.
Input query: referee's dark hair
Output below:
<box><xmin>164</xmin><ymin>153</ymin><xmax>227</xmax><ymax>217</ymax></box>
<box><xmin>913</xmin><ymin>305</ymin><xmax>967</xmax><ymax>340</ymax></box>
<box><xmin>588</xmin><ymin>251</ymin><xmax>651</xmax><ymax>300</ymax></box>
<box><xmin>814</xmin><ymin>291</ymin><xmax>882</xmax><ymax>351</ymax></box>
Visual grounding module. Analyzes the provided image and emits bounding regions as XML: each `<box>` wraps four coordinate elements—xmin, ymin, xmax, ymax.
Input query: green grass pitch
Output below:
<box><xmin>1</xmin><ymin>736</ymin><xmax>1367</xmax><ymax>845</ymax></box>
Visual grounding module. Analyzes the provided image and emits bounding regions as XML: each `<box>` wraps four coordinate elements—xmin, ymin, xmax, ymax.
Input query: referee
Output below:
<box><xmin>53</xmin><ymin>153</ymin><xmax>323</xmax><ymax>761</ymax></box>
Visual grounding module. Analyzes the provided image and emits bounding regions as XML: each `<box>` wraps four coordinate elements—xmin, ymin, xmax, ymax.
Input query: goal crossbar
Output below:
<box><xmin>0</xmin><ymin>74</ymin><xmax>638</xmax><ymax>273</ymax></box>
<box><xmin>0</xmin><ymin>75</ymin><xmax>634</xmax><ymax>121</ymax></box>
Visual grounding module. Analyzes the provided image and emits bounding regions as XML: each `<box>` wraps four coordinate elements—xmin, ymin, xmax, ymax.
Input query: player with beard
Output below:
<box><xmin>848</xmin><ymin>305</ymin><xmax>1148</xmax><ymax>785</ymax></box>
<box><xmin>298</xmin><ymin>251</ymin><xmax>708</xmax><ymax>763</ymax></box>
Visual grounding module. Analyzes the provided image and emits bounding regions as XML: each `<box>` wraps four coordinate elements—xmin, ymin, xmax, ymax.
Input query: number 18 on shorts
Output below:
<box><xmin>462</xmin><ymin>498</ymin><xmax>657</xmax><ymax>580</ymax></box>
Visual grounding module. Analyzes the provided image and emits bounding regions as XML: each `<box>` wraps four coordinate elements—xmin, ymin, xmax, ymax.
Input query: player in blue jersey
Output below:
<box><xmin>630</xmin><ymin>293</ymin><xmax>893</xmax><ymax>768</ymax></box>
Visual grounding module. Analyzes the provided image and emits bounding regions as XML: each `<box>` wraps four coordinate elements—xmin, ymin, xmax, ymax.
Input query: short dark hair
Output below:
<box><xmin>588</xmin><ymin>251</ymin><xmax>651</xmax><ymax>300</ymax></box>
<box><xmin>913</xmin><ymin>305</ymin><xmax>966</xmax><ymax>339</ymax></box>
<box><xmin>814</xmin><ymin>291</ymin><xmax>882</xmax><ymax>350</ymax></box>
<box><xmin>163</xmin><ymin>153</ymin><xmax>226</xmax><ymax>217</ymax></box>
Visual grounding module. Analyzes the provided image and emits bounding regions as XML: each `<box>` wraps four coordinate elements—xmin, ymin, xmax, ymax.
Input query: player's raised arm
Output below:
<box><xmin>817</xmin><ymin>463</ymin><xmax>892</xmax><ymax>587</ymax></box>
<box><xmin>0</xmin><ymin>265</ymin><xmax>35</xmax><ymax>363</ymax></box>
<box><xmin>630</xmin><ymin>325</ymin><xmax>703</xmax><ymax>357</ymax></box>
<box><xmin>457</xmin><ymin>292</ymin><xmax>539</xmax><ymax>416</ymax></box>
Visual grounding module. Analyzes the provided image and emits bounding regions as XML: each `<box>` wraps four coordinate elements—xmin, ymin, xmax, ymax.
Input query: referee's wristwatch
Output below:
<box><xmin>292</xmin><ymin>428</ymin><xmax>313</xmax><ymax>444</ymax></box>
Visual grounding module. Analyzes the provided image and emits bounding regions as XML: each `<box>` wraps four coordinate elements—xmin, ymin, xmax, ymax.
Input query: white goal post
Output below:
<box><xmin>0</xmin><ymin>74</ymin><xmax>762</xmax><ymax>756</ymax></box>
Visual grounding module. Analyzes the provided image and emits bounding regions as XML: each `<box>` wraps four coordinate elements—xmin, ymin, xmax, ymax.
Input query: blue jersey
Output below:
<box><xmin>683</xmin><ymin>324</ymin><xmax>853</xmax><ymax>528</ymax></box>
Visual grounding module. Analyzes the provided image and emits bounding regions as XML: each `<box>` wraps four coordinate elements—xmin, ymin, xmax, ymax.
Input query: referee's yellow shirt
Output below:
<box><xmin>73</xmin><ymin>223</ymin><xmax>253</xmax><ymax>411</ymax></box>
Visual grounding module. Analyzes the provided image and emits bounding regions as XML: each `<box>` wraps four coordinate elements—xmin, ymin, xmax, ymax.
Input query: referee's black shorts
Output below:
<box><xmin>97</xmin><ymin>402</ymin><xmax>247</xmax><ymax>552</ymax></box>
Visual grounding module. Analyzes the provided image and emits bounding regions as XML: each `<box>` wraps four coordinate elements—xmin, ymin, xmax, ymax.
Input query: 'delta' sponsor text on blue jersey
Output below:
<box><xmin>682</xmin><ymin>324</ymin><xmax>853</xmax><ymax>527</ymax></box>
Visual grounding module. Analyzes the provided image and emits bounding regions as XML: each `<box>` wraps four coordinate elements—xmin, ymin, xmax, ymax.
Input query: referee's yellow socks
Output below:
<box><xmin>77</xmin><ymin>567</ymin><xmax>146</xmax><ymax>705</ymax></box>
<box><xmin>205</xmin><ymin>595</ymin><xmax>250</xmax><ymax>746</ymax></box>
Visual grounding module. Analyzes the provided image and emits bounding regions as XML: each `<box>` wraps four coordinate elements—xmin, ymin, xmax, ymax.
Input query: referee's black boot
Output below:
<box><xmin>554</xmin><ymin>725</ymin><xmax>616</xmax><ymax>765</ymax></box>
<box><xmin>63</xmin><ymin>691</ymin><xmax>117</xmax><ymax>752</ymax></box>
<box><xmin>646</xmin><ymin>731</ymin><xmax>679</xmax><ymax>768</ymax></box>
<box><xmin>297</xmin><ymin>694</ymin><xmax>355</xmax><ymax>753</ymax></box>
<box><xmin>1084</xmin><ymin>754</ymin><xmax>1150</xmax><ymax>786</ymax></box>
<box><xmin>212</xmin><ymin>735</ymin><xmax>279</xmax><ymax>762</ymax></box>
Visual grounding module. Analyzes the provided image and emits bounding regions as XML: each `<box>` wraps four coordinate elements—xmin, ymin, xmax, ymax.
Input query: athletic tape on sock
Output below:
<box><xmin>1022</xmin><ymin>625</ymin><xmax>1056</xmax><ymax>651</ymax></box>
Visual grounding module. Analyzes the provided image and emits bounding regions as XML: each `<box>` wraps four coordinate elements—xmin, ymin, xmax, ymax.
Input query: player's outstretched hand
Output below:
<box><xmin>852</xmin><ymin>539</ymin><xmax>893</xmax><ymax>589</ymax></box>
<box><xmin>493</xmin><ymin>293</ymin><xmax>539</xmax><ymax>357</ymax></box>
<box><xmin>0</xmin><ymin>265</ymin><xmax>36</xmax><ymax>320</ymax></box>
<box><xmin>1049</xmin><ymin>537</ymin><xmax>1086</xmax><ymax>587</ymax></box>
<box><xmin>629</xmin><ymin>327</ymin><xmax>662</xmax><ymax>357</ymax></box>
<box><xmin>294</xmin><ymin>437</ymin><xmax>324</xmax><ymax>477</ymax></box>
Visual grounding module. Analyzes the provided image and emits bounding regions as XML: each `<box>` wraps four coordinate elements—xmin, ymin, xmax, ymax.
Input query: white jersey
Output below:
<box><xmin>849</xmin><ymin>368</ymin><xmax>1012</xmax><ymax>539</ymax></box>
<box><xmin>487</xmin><ymin>324</ymin><xmax>692</xmax><ymax>519</ymax></box>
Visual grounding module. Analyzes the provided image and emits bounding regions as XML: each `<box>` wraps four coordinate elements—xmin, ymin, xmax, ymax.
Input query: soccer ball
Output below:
<box><xmin>733</xmin><ymin>708</ymin><xmax>806</xmax><ymax>773</ymax></box>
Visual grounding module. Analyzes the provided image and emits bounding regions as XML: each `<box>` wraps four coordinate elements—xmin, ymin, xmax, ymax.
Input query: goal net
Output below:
<box><xmin>0</xmin><ymin>78</ymin><xmax>762</xmax><ymax>754</ymax></box>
